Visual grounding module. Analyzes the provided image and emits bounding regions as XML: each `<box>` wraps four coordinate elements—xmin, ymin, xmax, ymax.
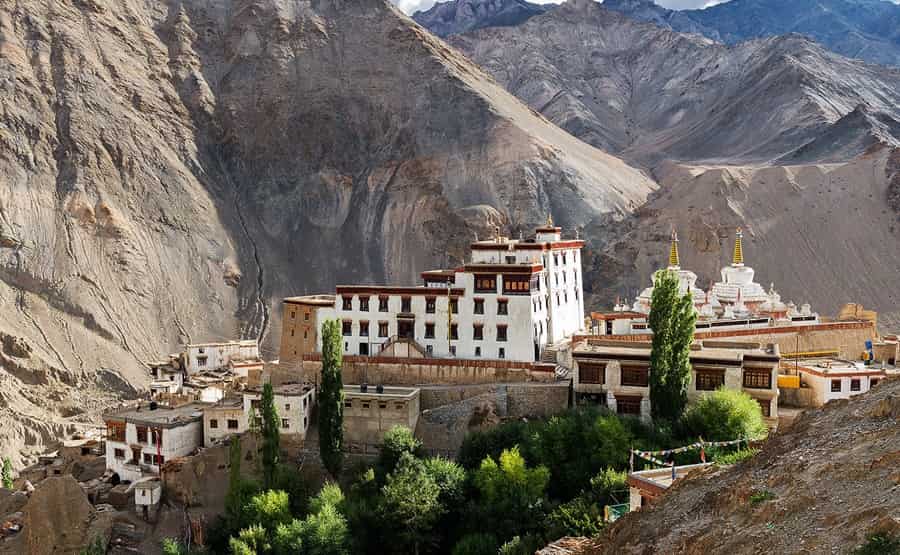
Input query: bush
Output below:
<box><xmin>681</xmin><ymin>389</ymin><xmax>768</xmax><ymax>442</ymax></box>
<box><xmin>547</xmin><ymin>496</ymin><xmax>605</xmax><ymax>538</ymax></box>
<box><xmin>711</xmin><ymin>447</ymin><xmax>759</xmax><ymax>466</ymax></box>
<box><xmin>498</xmin><ymin>534</ymin><xmax>545</xmax><ymax>555</ymax></box>
<box><xmin>854</xmin><ymin>532</ymin><xmax>900</xmax><ymax>555</ymax></box>
<box><xmin>451</xmin><ymin>533</ymin><xmax>498</xmax><ymax>555</ymax></box>
<box><xmin>748</xmin><ymin>489</ymin><xmax>776</xmax><ymax>505</ymax></box>
<box><xmin>376</xmin><ymin>426</ymin><xmax>423</xmax><ymax>479</ymax></box>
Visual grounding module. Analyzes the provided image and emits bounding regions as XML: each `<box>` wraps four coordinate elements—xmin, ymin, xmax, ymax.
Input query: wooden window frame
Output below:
<box><xmin>621</xmin><ymin>365</ymin><xmax>649</xmax><ymax>387</ymax></box>
<box><xmin>743</xmin><ymin>369</ymin><xmax>773</xmax><ymax>389</ymax></box>
<box><xmin>695</xmin><ymin>369</ymin><xmax>725</xmax><ymax>391</ymax></box>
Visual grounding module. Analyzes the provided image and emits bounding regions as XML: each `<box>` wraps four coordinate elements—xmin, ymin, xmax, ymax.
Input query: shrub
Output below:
<box><xmin>376</xmin><ymin>425</ymin><xmax>423</xmax><ymax>479</ymax></box>
<box><xmin>748</xmin><ymin>489</ymin><xmax>776</xmax><ymax>505</ymax></box>
<box><xmin>451</xmin><ymin>533</ymin><xmax>498</xmax><ymax>555</ymax></box>
<box><xmin>498</xmin><ymin>534</ymin><xmax>545</xmax><ymax>555</ymax></box>
<box><xmin>547</xmin><ymin>496</ymin><xmax>605</xmax><ymax>538</ymax></box>
<box><xmin>854</xmin><ymin>532</ymin><xmax>900</xmax><ymax>555</ymax></box>
<box><xmin>682</xmin><ymin>389</ymin><xmax>768</xmax><ymax>442</ymax></box>
<box><xmin>712</xmin><ymin>447</ymin><xmax>759</xmax><ymax>466</ymax></box>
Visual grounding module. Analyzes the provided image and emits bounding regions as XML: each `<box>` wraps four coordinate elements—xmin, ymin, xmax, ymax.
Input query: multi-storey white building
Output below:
<box><xmin>184</xmin><ymin>340</ymin><xmax>259</xmax><ymax>375</ymax></box>
<box><xmin>104</xmin><ymin>403</ymin><xmax>205</xmax><ymax>482</ymax></box>
<box><xmin>288</xmin><ymin>222</ymin><xmax>585</xmax><ymax>363</ymax></box>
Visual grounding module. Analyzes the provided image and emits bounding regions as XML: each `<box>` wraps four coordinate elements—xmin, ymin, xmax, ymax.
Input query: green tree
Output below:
<box><xmin>451</xmin><ymin>533</ymin><xmax>497</xmax><ymax>555</ymax></box>
<box><xmin>2</xmin><ymin>458</ymin><xmax>13</xmax><ymax>489</ymax></box>
<box><xmin>648</xmin><ymin>269</ymin><xmax>696</xmax><ymax>422</ymax></box>
<box><xmin>260</xmin><ymin>383</ymin><xmax>281</xmax><ymax>490</ymax></box>
<box><xmin>376</xmin><ymin>425</ymin><xmax>423</xmax><ymax>479</ymax></box>
<box><xmin>245</xmin><ymin>490</ymin><xmax>293</xmax><ymax>531</ymax></box>
<box><xmin>319</xmin><ymin>319</ymin><xmax>344</xmax><ymax>479</ymax></box>
<box><xmin>230</xmin><ymin>524</ymin><xmax>269</xmax><ymax>555</ymax></box>
<box><xmin>472</xmin><ymin>447</ymin><xmax>550</xmax><ymax>542</ymax></box>
<box><xmin>682</xmin><ymin>388</ymin><xmax>768</xmax><ymax>441</ymax></box>
<box><xmin>380</xmin><ymin>452</ymin><xmax>444</xmax><ymax>555</ymax></box>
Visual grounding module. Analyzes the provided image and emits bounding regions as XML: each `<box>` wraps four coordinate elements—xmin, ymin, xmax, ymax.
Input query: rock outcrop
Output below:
<box><xmin>0</xmin><ymin>0</ymin><xmax>654</xmax><ymax>465</ymax></box>
<box><xmin>412</xmin><ymin>0</ymin><xmax>551</xmax><ymax>37</ymax></box>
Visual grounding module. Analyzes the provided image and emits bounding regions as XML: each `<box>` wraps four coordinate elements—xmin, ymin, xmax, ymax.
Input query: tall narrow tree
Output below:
<box><xmin>319</xmin><ymin>319</ymin><xmax>345</xmax><ymax>478</ymax></box>
<box><xmin>648</xmin><ymin>268</ymin><xmax>696</xmax><ymax>422</ymax></box>
<box><xmin>1</xmin><ymin>458</ymin><xmax>13</xmax><ymax>490</ymax></box>
<box><xmin>260</xmin><ymin>382</ymin><xmax>280</xmax><ymax>489</ymax></box>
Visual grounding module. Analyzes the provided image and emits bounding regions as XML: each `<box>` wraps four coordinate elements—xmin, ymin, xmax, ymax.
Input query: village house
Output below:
<box><xmin>243</xmin><ymin>383</ymin><xmax>317</xmax><ymax>439</ymax></box>
<box><xmin>279</xmin><ymin>220</ymin><xmax>585</xmax><ymax>365</ymax></box>
<box><xmin>104</xmin><ymin>403</ymin><xmax>205</xmax><ymax>482</ymax></box>
<box><xmin>203</xmin><ymin>397</ymin><xmax>246</xmax><ymax>447</ymax></box>
<box><xmin>343</xmin><ymin>385</ymin><xmax>420</xmax><ymax>452</ymax></box>
<box><xmin>572</xmin><ymin>340</ymin><xmax>781</xmax><ymax>421</ymax></box>
<box><xmin>794</xmin><ymin>359</ymin><xmax>891</xmax><ymax>406</ymax></box>
<box><xmin>184</xmin><ymin>340</ymin><xmax>260</xmax><ymax>374</ymax></box>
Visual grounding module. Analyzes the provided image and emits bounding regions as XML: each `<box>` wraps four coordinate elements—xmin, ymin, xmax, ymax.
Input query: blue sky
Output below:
<box><xmin>395</xmin><ymin>0</ymin><xmax>900</xmax><ymax>15</ymax></box>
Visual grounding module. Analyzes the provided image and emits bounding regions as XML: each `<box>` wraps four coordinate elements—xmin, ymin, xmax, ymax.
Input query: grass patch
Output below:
<box><xmin>712</xmin><ymin>447</ymin><xmax>759</xmax><ymax>466</ymax></box>
<box><xmin>748</xmin><ymin>489</ymin><xmax>776</xmax><ymax>505</ymax></box>
<box><xmin>854</xmin><ymin>533</ymin><xmax>900</xmax><ymax>555</ymax></box>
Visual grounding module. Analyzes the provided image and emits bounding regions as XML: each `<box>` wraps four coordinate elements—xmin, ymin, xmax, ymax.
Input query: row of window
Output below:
<box><xmin>578</xmin><ymin>365</ymin><xmax>774</xmax><ymax>390</ymax></box>
<box><xmin>346</xmin><ymin>340</ymin><xmax>507</xmax><ymax>360</ymax></box>
<box><xmin>830</xmin><ymin>377</ymin><xmax>878</xmax><ymax>393</ymax></box>
<box><xmin>344</xmin><ymin>399</ymin><xmax>407</xmax><ymax>411</ymax></box>
<box><xmin>591</xmin><ymin>395</ymin><xmax>771</xmax><ymax>418</ymax></box>
<box><xmin>342</xmin><ymin>320</ymin><xmax>509</xmax><ymax>341</ymax></box>
<box><xmin>111</xmin><ymin>448</ymin><xmax>165</xmax><ymax>466</ymax></box>
<box><xmin>342</xmin><ymin>295</ymin><xmax>510</xmax><ymax>315</ymax></box>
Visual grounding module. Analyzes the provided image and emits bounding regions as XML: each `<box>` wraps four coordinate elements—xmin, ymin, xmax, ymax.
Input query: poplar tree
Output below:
<box><xmin>260</xmin><ymin>382</ymin><xmax>280</xmax><ymax>490</ymax></box>
<box><xmin>319</xmin><ymin>319</ymin><xmax>345</xmax><ymax>478</ymax></box>
<box><xmin>2</xmin><ymin>458</ymin><xmax>13</xmax><ymax>490</ymax></box>
<box><xmin>648</xmin><ymin>270</ymin><xmax>696</xmax><ymax>422</ymax></box>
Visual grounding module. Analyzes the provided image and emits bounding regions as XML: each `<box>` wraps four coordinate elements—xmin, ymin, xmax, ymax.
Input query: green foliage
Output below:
<box><xmin>682</xmin><ymin>388</ymin><xmax>768</xmax><ymax>441</ymax></box>
<box><xmin>292</xmin><ymin>503</ymin><xmax>350</xmax><ymax>555</ymax></box>
<box><xmin>319</xmin><ymin>319</ymin><xmax>344</xmax><ymax>478</ymax></box>
<box><xmin>854</xmin><ymin>532</ymin><xmax>900</xmax><ymax>555</ymax></box>
<box><xmin>246</xmin><ymin>490</ymin><xmax>293</xmax><ymax>530</ymax></box>
<box><xmin>79</xmin><ymin>536</ymin><xmax>107</xmax><ymax>555</ymax></box>
<box><xmin>548</xmin><ymin>496</ymin><xmax>605</xmax><ymax>538</ymax></box>
<box><xmin>648</xmin><ymin>269</ymin><xmax>696</xmax><ymax>422</ymax></box>
<box><xmin>260</xmin><ymin>383</ymin><xmax>281</xmax><ymax>490</ymax></box>
<box><xmin>711</xmin><ymin>447</ymin><xmax>759</xmax><ymax>465</ymax></box>
<box><xmin>748</xmin><ymin>489</ymin><xmax>776</xmax><ymax>505</ymax></box>
<box><xmin>309</xmin><ymin>483</ymin><xmax>344</xmax><ymax>515</ymax></box>
<box><xmin>376</xmin><ymin>425</ymin><xmax>423</xmax><ymax>479</ymax></box>
<box><xmin>380</xmin><ymin>452</ymin><xmax>444</xmax><ymax>554</ymax></box>
<box><xmin>160</xmin><ymin>538</ymin><xmax>205</xmax><ymax>555</ymax></box>
<box><xmin>230</xmin><ymin>524</ymin><xmax>269</xmax><ymax>555</ymax></box>
<box><xmin>451</xmin><ymin>533</ymin><xmax>497</xmax><ymax>555</ymax></box>
<box><xmin>2</xmin><ymin>458</ymin><xmax>13</xmax><ymax>490</ymax></box>
<box><xmin>472</xmin><ymin>447</ymin><xmax>550</xmax><ymax>542</ymax></box>
<box><xmin>422</xmin><ymin>456</ymin><xmax>466</xmax><ymax>507</ymax></box>
<box><xmin>458</xmin><ymin>419</ymin><xmax>530</xmax><ymax>470</ymax></box>
<box><xmin>498</xmin><ymin>534</ymin><xmax>544</xmax><ymax>555</ymax></box>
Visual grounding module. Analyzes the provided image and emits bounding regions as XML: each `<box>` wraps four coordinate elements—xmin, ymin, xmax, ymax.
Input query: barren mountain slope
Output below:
<box><xmin>0</xmin><ymin>0</ymin><xmax>654</xmax><ymax>465</ymax></box>
<box><xmin>604</xmin><ymin>0</ymin><xmax>900</xmax><ymax>68</ymax></box>
<box><xmin>412</xmin><ymin>0</ymin><xmax>552</xmax><ymax>37</ymax></box>
<box><xmin>584</xmin><ymin>147</ymin><xmax>900</xmax><ymax>329</ymax></box>
<box><xmin>598</xmin><ymin>375</ymin><xmax>900</xmax><ymax>554</ymax></box>
<box><xmin>448</xmin><ymin>0</ymin><xmax>900</xmax><ymax>165</ymax></box>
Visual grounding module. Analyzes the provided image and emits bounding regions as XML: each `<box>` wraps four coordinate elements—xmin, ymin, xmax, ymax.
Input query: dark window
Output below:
<box><xmin>342</xmin><ymin>321</ymin><xmax>352</xmax><ymax>336</ymax></box>
<box><xmin>850</xmin><ymin>378</ymin><xmax>861</xmax><ymax>392</ymax></box>
<box><xmin>616</xmin><ymin>396</ymin><xmax>642</xmax><ymax>415</ymax></box>
<box><xmin>475</xmin><ymin>275</ymin><xmax>497</xmax><ymax>293</ymax></box>
<box><xmin>553</xmin><ymin>254</ymin><xmax>559</xmax><ymax>265</ymax></box>
<box><xmin>305</xmin><ymin>312</ymin><xmax>310</xmax><ymax>321</ymax></box>
<box><xmin>291</xmin><ymin>328</ymin><xmax>295</xmax><ymax>337</ymax></box>
<box><xmin>871</xmin><ymin>378</ymin><xmax>880</xmax><ymax>388</ymax></box>
<box><xmin>450</xmin><ymin>324</ymin><xmax>459</xmax><ymax>340</ymax></box>
<box><xmin>290</xmin><ymin>310</ymin><xmax>296</xmax><ymax>319</ymax></box>
<box><xmin>579</xmin><ymin>363</ymin><xmax>604</xmax><ymax>384</ymax></box>
<box><xmin>621</xmin><ymin>366</ymin><xmax>649</xmax><ymax>387</ymax></box>
<box><xmin>144</xmin><ymin>453</ymin><xmax>153</xmax><ymax>465</ymax></box>
<box><xmin>475</xmin><ymin>346</ymin><xmax>481</xmax><ymax>357</ymax></box>
<box><xmin>473</xmin><ymin>325</ymin><xmax>484</xmax><ymax>341</ymax></box>
<box><xmin>359</xmin><ymin>321</ymin><xmax>369</xmax><ymax>337</ymax></box>
<box><xmin>695</xmin><ymin>370</ymin><xmax>725</xmax><ymax>391</ymax></box>
<box><xmin>136</xmin><ymin>426</ymin><xmax>148</xmax><ymax>444</ymax></box>
<box><xmin>344</xmin><ymin>400</ymin><xmax>352</xmax><ymax>408</ymax></box>
<box><xmin>503</xmin><ymin>276</ymin><xmax>530</xmax><ymax>294</ymax></box>
<box><xmin>562</xmin><ymin>252</ymin><xmax>567</xmax><ymax>264</ymax></box>
<box><xmin>425</xmin><ymin>323</ymin><xmax>435</xmax><ymax>339</ymax></box>
<box><xmin>426</xmin><ymin>297</ymin><xmax>436</xmax><ymax>314</ymax></box>
<box><xmin>497</xmin><ymin>300</ymin><xmax>508</xmax><ymax>315</ymax></box>
<box><xmin>360</xmin><ymin>297</ymin><xmax>370</xmax><ymax>311</ymax></box>
<box><xmin>450</xmin><ymin>299</ymin><xmax>459</xmax><ymax>314</ymax></box>
<box><xmin>342</xmin><ymin>296</ymin><xmax>352</xmax><ymax>310</ymax></box>
<box><xmin>379</xmin><ymin>297</ymin><xmax>389</xmax><ymax>312</ymax></box>
<box><xmin>498</xmin><ymin>347</ymin><xmax>505</xmax><ymax>359</ymax></box>
<box><xmin>757</xmin><ymin>399</ymin><xmax>771</xmax><ymax>417</ymax></box>
<box><xmin>474</xmin><ymin>298</ymin><xmax>485</xmax><ymax>314</ymax></box>
<box><xmin>378</xmin><ymin>322</ymin><xmax>389</xmax><ymax>337</ymax></box>
<box><xmin>227</xmin><ymin>419</ymin><xmax>239</xmax><ymax>430</ymax></box>
<box><xmin>282</xmin><ymin>418</ymin><xmax>289</xmax><ymax>428</ymax></box>
<box><xmin>426</xmin><ymin>345</ymin><xmax>433</xmax><ymax>356</ymax></box>
<box><xmin>505</xmin><ymin>255</ymin><xmax>516</xmax><ymax>264</ymax></box>
<box><xmin>497</xmin><ymin>325</ymin><xmax>508</xmax><ymax>342</ymax></box>
<box><xmin>114</xmin><ymin>448</ymin><xmax>125</xmax><ymax>459</ymax></box>
<box><xmin>450</xmin><ymin>345</ymin><xmax>457</xmax><ymax>356</ymax></box>
<box><xmin>743</xmin><ymin>370</ymin><xmax>772</xmax><ymax>389</ymax></box>
<box><xmin>359</xmin><ymin>343</ymin><xmax>369</xmax><ymax>356</ymax></box>
<box><xmin>151</xmin><ymin>430</ymin><xmax>162</xmax><ymax>447</ymax></box>
<box><xmin>210</xmin><ymin>419</ymin><xmax>219</xmax><ymax>429</ymax></box>
<box><xmin>401</xmin><ymin>297</ymin><xmax>412</xmax><ymax>313</ymax></box>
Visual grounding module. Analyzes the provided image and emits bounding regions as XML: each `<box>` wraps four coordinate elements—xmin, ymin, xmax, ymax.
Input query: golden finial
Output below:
<box><xmin>547</xmin><ymin>213</ymin><xmax>554</xmax><ymax>227</ymax></box>
<box><xmin>733</xmin><ymin>227</ymin><xmax>744</xmax><ymax>265</ymax></box>
<box><xmin>668</xmin><ymin>228</ymin><xmax>680</xmax><ymax>268</ymax></box>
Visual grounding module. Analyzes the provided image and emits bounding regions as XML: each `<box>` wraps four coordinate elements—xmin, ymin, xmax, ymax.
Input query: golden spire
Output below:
<box><xmin>547</xmin><ymin>213</ymin><xmax>554</xmax><ymax>227</ymax></box>
<box><xmin>733</xmin><ymin>227</ymin><xmax>744</xmax><ymax>266</ymax></box>
<box><xmin>668</xmin><ymin>228</ymin><xmax>680</xmax><ymax>268</ymax></box>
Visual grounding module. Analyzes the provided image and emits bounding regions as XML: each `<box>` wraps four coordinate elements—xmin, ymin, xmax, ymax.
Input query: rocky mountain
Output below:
<box><xmin>603</xmin><ymin>0</ymin><xmax>900</xmax><ymax>68</ymax></box>
<box><xmin>412</xmin><ymin>0</ymin><xmax>553</xmax><ymax>37</ymax></box>
<box><xmin>598</xmin><ymin>376</ymin><xmax>900</xmax><ymax>554</ymax></box>
<box><xmin>448</xmin><ymin>0</ymin><xmax>900</xmax><ymax>165</ymax></box>
<box><xmin>0</xmin><ymin>0</ymin><xmax>653</xmax><ymax>466</ymax></box>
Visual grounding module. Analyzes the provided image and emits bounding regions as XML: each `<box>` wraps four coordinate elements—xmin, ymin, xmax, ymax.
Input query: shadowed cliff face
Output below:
<box><xmin>0</xmin><ymin>0</ymin><xmax>654</xmax><ymax>464</ymax></box>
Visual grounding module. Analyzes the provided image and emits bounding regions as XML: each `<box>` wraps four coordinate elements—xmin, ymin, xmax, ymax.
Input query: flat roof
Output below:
<box><xmin>246</xmin><ymin>383</ymin><xmax>314</xmax><ymax>396</ymax></box>
<box><xmin>628</xmin><ymin>463</ymin><xmax>713</xmax><ymax>492</ymax></box>
<box><xmin>284</xmin><ymin>294</ymin><xmax>336</xmax><ymax>306</ymax></box>
<box><xmin>205</xmin><ymin>396</ymin><xmax>244</xmax><ymax>410</ymax></box>
<box><xmin>795</xmin><ymin>359</ymin><xmax>891</xmax><ymax>376</ymax></box>
<box><xmin>575</xmin><ymin>340</ymin><xmax>777</xmax><ymax>363</ymax></box>
<box><xmin>104</xmin><ymin>403</ymin><xmax>206</xmax><ymax>428</ymax></box>
<box><xmin>186</xmin><ymin>340</ymin><xmax>257</xmax><ymax>348</ymax></box>
<box><xmin>343</xmin><ymin>385</ymin><xmax>419</xmax><ymax>399</ymax></box>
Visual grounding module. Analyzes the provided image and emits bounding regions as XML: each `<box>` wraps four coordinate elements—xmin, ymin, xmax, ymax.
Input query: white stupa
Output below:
<box><xmin>710</xmin><ymin>228</ymin><xmax>768</xmax><ymax>312</ymax></box>
<box><xmin>633</xmin><ymin>229</ymin><xmax>705</xmax><ymax>314</ymax></box>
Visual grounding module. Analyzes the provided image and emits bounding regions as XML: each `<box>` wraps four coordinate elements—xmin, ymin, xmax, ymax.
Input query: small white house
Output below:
<box><xmin>797</xmin><ymin>360</ymin><xmax>887</xmax><ymax>406</ymax></box>
<box><xmin>134</xmin><ymin>479</ymin><xmax>162</xmax><ymax>507</ymax></box>
<box><xmin>104</xmin><ymin>403</ymin><xmax>205</xmax><ymax>482</ymax></box>
<box><xmin>203</xmin><ymin>397</ymin><xmax>247</xmax><ymax>447</ymax></box>
<box><xmin>184</xmin><ymin>340</ymin><xmax>259</xmax><ymax>374</ymax></box>
<box><xmin>243</xmin><ymin>383</ymin><xmax>316</xmax><ymax>439</ymax></box>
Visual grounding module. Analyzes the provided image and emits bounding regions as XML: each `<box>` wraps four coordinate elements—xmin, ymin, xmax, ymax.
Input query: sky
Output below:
<box><xmin>394</xmin><ymin>0</ymin><xmax>726</xmax><ymax>15</ymax></box>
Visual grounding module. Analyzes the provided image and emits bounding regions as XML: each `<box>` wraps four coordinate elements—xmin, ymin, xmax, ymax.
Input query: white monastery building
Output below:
<box><xmin>285</xmin><ymin>220</ymin><xmax>585</xmax><ymax>363</ymax></box>
<box><xmin>184</xmin><ymin>340</ymin><xmax>259</xmax><ymax>374</ymax></box>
